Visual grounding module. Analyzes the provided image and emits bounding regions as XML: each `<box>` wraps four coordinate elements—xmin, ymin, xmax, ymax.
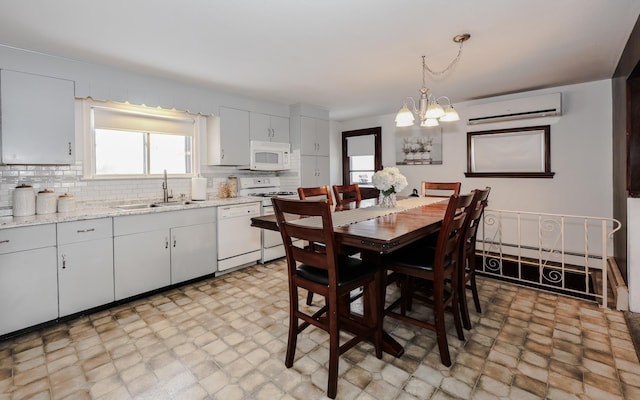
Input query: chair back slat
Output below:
<box><xmin>434</xmin><ymin>193</ymin><xmax>474</xmax><ymax>275</ymax></box>
<box><xmin>272</xmin><ymin>198</ymin><xmax>338</xmax><ymax>278</ymax></box>
<box><xmin>298</xmin><ymin>186</ymin><xmax>334</xmax><ymax>206</ymax></box>
<box><xmin>421</xmin><ymin>181</ymin><xmax>461</xmax><ymax>198</ymax></box>
<box><xmin>332</xmin><ymin>184</ymin><xmax>362</xmax><ymax>206</ymax></box>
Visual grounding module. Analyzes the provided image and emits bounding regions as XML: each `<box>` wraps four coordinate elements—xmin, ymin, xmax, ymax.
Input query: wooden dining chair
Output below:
<box><xmin>332</xmin><ymin>184</ymin><xmax>362</xmax><ymax>206</ymax></box>
<box><xmin>271</xmin><ymin>197</ymin><xmax>382</xmax><ymax>399</ymax></box>
<box><xmin>297</xmin><ymin>185</ymin><xmax>333</xmax><ymax>305</ymax></box>
<box><xmin>458</xmin><ymin>187</ymin><xmax>491</xmax><ymax>330</ymax></box>
<box><xmin>421</xmin><ymin>181</ymin><xmax>461</xmax><ymax>198</ymax></box>
<box><xmin>382</xmin><ymin>192</ymin><xmax>474</xmax><ymax>366</ymax></box>
<box><xmin>297</xmin><ymin>185</ymin><xmax>333</xmax><ymax>205</ymax></box>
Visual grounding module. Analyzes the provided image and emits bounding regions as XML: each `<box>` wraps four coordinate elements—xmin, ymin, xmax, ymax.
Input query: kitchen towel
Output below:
<box><xmin>191</xmin><ymin>177</ymin><xmax>207</xmax><ymax>200</ymax></box>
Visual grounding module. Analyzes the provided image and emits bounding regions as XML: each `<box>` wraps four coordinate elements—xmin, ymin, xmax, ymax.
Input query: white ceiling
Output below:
<box><xmin>0</xmin><ymin>0</ymin><xmax>638</xmax><ymax>121</ymax></box>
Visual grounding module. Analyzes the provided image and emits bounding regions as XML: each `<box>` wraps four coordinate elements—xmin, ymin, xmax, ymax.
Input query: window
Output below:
<box><xmin>83</xmin><ymin>100</ymin><xmax>198</xmax><ymax>178</ymax></box>
<box><xmin>342</xmin><ymin>128</ymin><xmax>382</xmax><ymax>199</ymax></box>
<box><xmin>349</xmin><ymin>155</ymin><xmax>375</xmax><ymax>185</ymax></box>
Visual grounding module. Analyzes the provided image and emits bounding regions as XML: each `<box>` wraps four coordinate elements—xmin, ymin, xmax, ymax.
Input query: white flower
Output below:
<box><xmin>372</xmin><ymin>167</ymin><xmax>408</xmax><ymax>195</ymax></box>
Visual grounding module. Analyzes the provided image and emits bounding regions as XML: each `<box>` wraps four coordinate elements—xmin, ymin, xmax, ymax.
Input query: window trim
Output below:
<box><xmin>342</xmin><ymin>127</ymin><xmax>382</xmax><ymax>198</ymax></box>
<box><xmin>81</xmin><ymin>99</ymin><xmax>201</xmax><ymax>180</ymax></box>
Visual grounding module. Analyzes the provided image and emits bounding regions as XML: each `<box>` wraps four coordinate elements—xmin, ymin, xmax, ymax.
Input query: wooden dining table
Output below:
<box><xmin>250</xmin><ymin>196</ymin><xmax>449</xmax><ymax>357</ymax></box>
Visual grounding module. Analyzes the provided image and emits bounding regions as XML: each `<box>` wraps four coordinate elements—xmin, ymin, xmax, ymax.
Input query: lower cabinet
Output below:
<box><xmin>57</xmin><ymin>218</ymin><xmax>114</xmax><ymax>317</ymax></box>
<box><xmin>0</xmin><ymin>225</ymin><xmax>58</xmax><ymax>336</ymax></box>
<box><xmin>171</xmin><ymin>222</ymin><xmax>217</xmax><ymax>284</ymax></box>
<box><xmin>113</xmin><ymin>208</ymin><xmax>217</xmax><ymax>301</ymax></box>
<box><xmin>114</xmin><ymin>229</ymin><xmax>171</xmax><ymax>300</ymax></box>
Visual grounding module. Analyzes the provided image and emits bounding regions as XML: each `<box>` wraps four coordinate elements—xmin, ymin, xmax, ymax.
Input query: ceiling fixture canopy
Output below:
<box><xmin>395</xmin><ymin>33</ymin><xmax>470</xmax><ymax>128</ymax></box>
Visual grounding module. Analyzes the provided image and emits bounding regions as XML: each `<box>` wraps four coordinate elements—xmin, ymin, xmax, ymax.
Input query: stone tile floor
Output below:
<box><xmin>1</xmin><ymin>259</ymin><xmax>639</xmax><ymax>399</ymax></box>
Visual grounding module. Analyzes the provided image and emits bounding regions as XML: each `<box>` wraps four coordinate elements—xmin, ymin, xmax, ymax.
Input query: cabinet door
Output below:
<box><xmin>171</xmin><ymin>222</ymin><xmax>217</xmax><ymax>284</ymax></box>
<box><xmin>250</xmin><ymin>112</ymin><xmax>271</xmax><ymax>142</ymax></box>
<box><xmin>58</xmin><ymin>238</ymin><xmax>114</xmax><ymax>316</ymax></box>
<box><xmin>300</xmin><ymin>116</ymin><xmax>329</xmax><ymax>156</ymax></box>
<box><xmin>0</xmin><ymin>247</ymin><xmax>58</xmax><ymax>335</ymax></box>
<box><xmin>114</xmin><ymin>230</ymin><xmax>171</xmax><ymax>300</ymax></box>
<box><xmin>315</xmin><ymin>118</ymin><xmax>330</xmax><ymax>156</ymax></box>
<box><xmin>270</xmin><ymin>115</ymin><xmax>290</xmax><ymax>143</ymax></box>
<box><xmin>0</xmin><ymin>70</ymin><xmax>75</xmax><ymax>164</ymax></box>
<box><xmin>316</xmin><ymin>155</ymin><xmax>330</xmax><ymax>186</ymax></box>
<box><xmin>219</xmin><ymin>106</ymin><xmax>250</xmax><ymax>165</ymax></box>
<box><xmin>300</xmin><ymin>116</ymin><xmax>318</xmax><ymax>155</ymax></box>
<box><xmin>301</xmin><ymin>155</ymin><xmax>330</xmax><ymax>187</ymax></box>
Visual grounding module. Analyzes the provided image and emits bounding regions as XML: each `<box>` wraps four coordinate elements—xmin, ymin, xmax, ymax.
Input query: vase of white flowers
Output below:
<box><xmin>372</xmin><ymin>167</ymin><xmax>408</xmax><ymax>208</ymax></box>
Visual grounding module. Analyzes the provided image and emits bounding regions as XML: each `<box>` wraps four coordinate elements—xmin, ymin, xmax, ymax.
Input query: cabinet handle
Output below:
<box><xmin>173</xmin><ymin>238</ymin><xmax>177</xmax><ymax>247</ymax></box>
<box><xmin>68</xmin><ymin>142</ymin><xmax>72</xmax><ymax>156</ymax></box>
<box><xmin>221</xmin><ymin>149</ymin><xmax>224</xmax><ymax>159</ymax></box>
<box><xmin>61</xmin><ymin>254</ymin><xmax>66</xmax><ymax>269</ymax></box>
<box><xmin>76</xmin><ymin>228</ymin><xmax>96</xmax><ymax>233</ymax></box>
<box><xmin>0</xmin><ymin>239</ymin><xmax>9</xmax><ymax>244</ymax></box>
<box><xmin>165</xmin><ymin>239</ymin><xmax>169</xmax><ymax>249</ymax></box>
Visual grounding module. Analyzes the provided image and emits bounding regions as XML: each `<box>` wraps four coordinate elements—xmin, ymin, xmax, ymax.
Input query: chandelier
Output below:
<box><xmin>395</xmin><ymin>33</ymin><xmax>470</xmax><ymax>127</ymax></box>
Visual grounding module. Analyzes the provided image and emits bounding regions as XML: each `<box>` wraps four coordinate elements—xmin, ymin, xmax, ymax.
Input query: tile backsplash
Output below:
<box><xmin>0</xmin><ymin>153</ymin><xmax>302</xmax><ymax>210</ymax></box>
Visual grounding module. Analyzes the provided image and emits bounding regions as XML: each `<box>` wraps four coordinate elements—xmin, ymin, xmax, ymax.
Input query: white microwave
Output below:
<box><xmin>249</xmin><ymin>141</ymin><xmax>291</xmax><ymax>171</ymax></box>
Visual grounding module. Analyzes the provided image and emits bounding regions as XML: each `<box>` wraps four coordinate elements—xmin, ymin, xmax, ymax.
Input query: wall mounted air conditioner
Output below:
<box><xmin>466</xmin><ymin>93</ymin><xmax>562</xmax><ymax>125</ymax></box>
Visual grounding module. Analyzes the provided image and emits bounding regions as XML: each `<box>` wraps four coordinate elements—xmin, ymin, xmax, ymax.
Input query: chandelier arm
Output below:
<box><xmin>423</xmin><ymin>40</ymin><xmax>465</xmax><ymax>76</ymax></box>
<box><xmin>404</xmin><ymin>96</ymin><xmax>420</xmax><ymax>114</ymax></box>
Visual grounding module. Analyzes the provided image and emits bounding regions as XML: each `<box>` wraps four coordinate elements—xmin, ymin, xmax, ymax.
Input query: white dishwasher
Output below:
<box><xmin>217</xmin><ymin>202</ymin><xmax>261</xmax><ymax>273</ymax></box>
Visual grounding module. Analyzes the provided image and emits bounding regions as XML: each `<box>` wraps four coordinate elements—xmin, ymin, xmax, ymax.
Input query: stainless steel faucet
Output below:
<box><xmin>162</xmin><ymin>169</ymin><xmax>172</xmax><ymax>202</ymax></box>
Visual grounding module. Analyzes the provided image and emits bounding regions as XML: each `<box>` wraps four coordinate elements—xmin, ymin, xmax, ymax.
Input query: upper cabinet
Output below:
<box><xmin>300</xmin><ymin>116</ymin><xmax>330</xmax><ymax>156</ymax></box>
<box><xmin>208</xmin><ymin>106</ymin><xmax>250</xmax><ymax>165</ymax></box>
<box><xmin>0</xmin><ymin>69</ymin><xmax>75</xmax><ymax>165</ymax></box>
<box><xmin>250</xmin><ymin>112</ymin><xmax>290</xmax><ymax>143</ymax></box>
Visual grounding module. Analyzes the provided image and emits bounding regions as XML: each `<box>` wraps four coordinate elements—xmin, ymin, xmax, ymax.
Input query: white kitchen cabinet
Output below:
<box><xmin>0</xmin><ymin>69</ymin><xmax>75</xmax><ymax>164</ymax></box>
<box><xmin>250</xmin><ymin>112</ymin><xmax>290</xmax><ymax>143</ymax></box>
<box><xmin>57</xmin><ymin>218</ymin><xmax>114</xmax><ymax>317</ymax></box>
<box><xmin>171</xmin><ymin>222</ymin><xmax>217</xmax><ymax>283</ymax></box>
<box><xmin>113</xmin><ymin>208</ymin><xmax>216</xmax><ymax>300</ymax></box>
<box><xmin>301</xmin><ymin>155</ymin><xmax>330</xmax><ymax>187</ymax></box>
<box><xmin>0</xmin><ymin>224</ymin><xmax>58</xmax><ymax>336</ymax></box>
<box><xmin>114</xmin><ymin>229</ymin><xmax>171</xmax><ymax>300</ymax></box>
<box><xmin>208</xmin><ymin>106</ymin><xmax>250</xmax><ymax>165</ymax></box>
<box><xmin>300</xmin><ymin>116</ymin><xmax>330</xmax><ymax>156</ymax></box>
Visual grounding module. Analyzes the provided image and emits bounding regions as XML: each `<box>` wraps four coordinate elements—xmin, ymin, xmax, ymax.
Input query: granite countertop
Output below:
<box><xmin>0</xmin><ymin>197</ymin><xmax>263</xmax><ymax>229</ymax></box>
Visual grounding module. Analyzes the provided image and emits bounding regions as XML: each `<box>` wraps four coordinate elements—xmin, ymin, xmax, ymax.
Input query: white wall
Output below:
<box><xmin>630</xmin><ymin>198</ymin><xmax>640</xmax><ymax>312</ymax></box>
<box><xmin>338</xmin><ymin>80</ymin><xmax>613</xmax><ymax>220</ymax></box>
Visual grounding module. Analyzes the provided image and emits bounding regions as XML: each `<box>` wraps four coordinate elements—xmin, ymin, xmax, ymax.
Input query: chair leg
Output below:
<box><xmin>327</xmin><ymin>302</ymin><xmax>339</xmax><ymax>399</ymax></box>
<box><xmin>451</xmin><ymin>267</ymin><xmax>465</xmax><ymax>341</ymax></box>
<box><xmin>470</xmin><ymin>273</ymin><xmax>482</xmax><ymax>313</ymax></box>
<box><xmin>433</xmin><ymin>299</ymin><xmax>452</xmax><ymax>367</ymax></box>
<box><xmin>306</xmin><ymin>290</ymin><xmax>314</xmax><ymax>305</ymax></box>
<box><xmin>285</xmin><ymin>287</ymin><xmax>299</xmax><ymax>368</ymax></box>
<box><xmin>459</xmin><ymin>260</ymin><xmax>472</xmax><ymax>330</ymax></box>
<box><xmin>469</xmin><ymin>254</ymin><xmax>482</xmax><ymax>313</ymax></box>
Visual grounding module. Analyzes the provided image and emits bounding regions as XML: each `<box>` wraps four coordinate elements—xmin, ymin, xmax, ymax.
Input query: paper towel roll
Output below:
<box><xmin>191</xmin><ymin>177</ymin><xmax>207</xmax><ymax>200</ymax></box>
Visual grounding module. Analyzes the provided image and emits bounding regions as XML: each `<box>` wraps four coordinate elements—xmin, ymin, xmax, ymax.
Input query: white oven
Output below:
<box><xmin>249</xmin><ymin>141</ymin><xmax>291</xmax><ymax>171</ymax></box>
<box><xmin>238</xmin><ymin>176</ymin><xmax>298</xmax><ymax>263</ymax></box>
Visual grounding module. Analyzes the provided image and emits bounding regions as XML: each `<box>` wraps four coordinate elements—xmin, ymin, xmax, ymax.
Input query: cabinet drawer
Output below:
<box><xmin>0</xmin><ymin>224</ymin><xmax>56</xmax><ymax>255</ymax></box>
<box><xmin>57</xmin><ymin>218</ymin><xmax>113</xmax><ymax>245</ymax></box>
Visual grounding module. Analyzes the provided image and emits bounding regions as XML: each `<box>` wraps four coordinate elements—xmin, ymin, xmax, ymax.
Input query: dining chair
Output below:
<box><xmin>297</xmin><ymin>185</ymin><xmax>333</xmax><ymax>305</ymax></box>
<box><xmin>271</xmin><ymin>197</ymin><xmax>382</xmax><ymax>399</ymax></box>
<box><xmin>382</xmin><ymin>192</ymin><xmax>474</xmax><ymax>367</ymax></box>
<box><xmin>297</xmin><ymin>185</ymin><xmax>334</xmax><ymax>205</ymax></box>
<box><xmin>458</xmin><ymin>187</ymin><xmax>491</xmax><ymax>330</ymax></box>
<box><xmin>421</xmin><ymin>181</ymin><xmax>461</xmax><ymax>198</ymax></box>
<box><xmin>332</xmin><ymin>184</ymin><xmax>362</xmax><ymax>206</ymax></box>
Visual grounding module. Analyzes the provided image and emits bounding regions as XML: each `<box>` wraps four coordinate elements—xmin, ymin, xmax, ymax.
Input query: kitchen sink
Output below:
<box><xmin>116</xmin><ymin>200</ymin><xmax>194</xmax><ymax>210</ymax></box>
<box><xmin>116</xmin><ymin>203</ymin><xmax>155</xmax><ymax>210</ymax></box>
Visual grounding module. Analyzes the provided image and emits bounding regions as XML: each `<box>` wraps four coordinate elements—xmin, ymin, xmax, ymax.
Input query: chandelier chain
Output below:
<box><xmin>422</xmin><ymin>39</ymin><xmax>465</xmax><ymax>76</ymax></box>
